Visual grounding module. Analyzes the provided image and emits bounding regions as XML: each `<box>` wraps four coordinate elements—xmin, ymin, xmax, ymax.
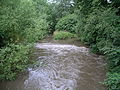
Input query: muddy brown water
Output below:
<box><xmin>0</xmin><ymin>38</ymin><xmax>107</xmax><ymax>90</ymax></box>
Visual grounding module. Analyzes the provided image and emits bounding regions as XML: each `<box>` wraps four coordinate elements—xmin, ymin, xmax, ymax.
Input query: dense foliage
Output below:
<box><xmin>0</xmin><ymin>0</ymin><xmax>120</xmax><ymax>89</ymax></box>
<box><xmin>0</xmin><ymin>0</ymin><xmax>49</xmax><ymax>80</ymax></box>
<box><xmin>50</xmin><ymin>0</ymin><xmax>120</xmax><ymax>89</ymax></box>
<box><xmin>46</xmin><ymin>0</ymin><xmax>74</xmax><ymax>33</ymax></box>
<box><xmin>55</xmin><ymin>14</ymin><xmax>78</xmax><ymax>33</ymax></box>
<box><xmin>74</xmin><ymin>0</ymin><xmax>120</xmax><ymax>90</ymax></box>
<box><xmin>0</xmin><ymin>44</ymin><xmax>32</xmax><ymax>80</ymax></box>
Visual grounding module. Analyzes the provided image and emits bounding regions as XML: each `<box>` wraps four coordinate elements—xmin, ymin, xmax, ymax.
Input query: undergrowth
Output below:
<box><xmin>53</xmin><ymin>31</ymin><xmax>77</xmax><ymax>40</ymax></box>
<box><xmin>76</xmin><ymin>7</ymin><xmax>120</xmax><ymax>90</ymax></box>
<box><xmin>0</xmin><ymin>44</ymin><xmax>33</xmax><ymax>80</ymax></box>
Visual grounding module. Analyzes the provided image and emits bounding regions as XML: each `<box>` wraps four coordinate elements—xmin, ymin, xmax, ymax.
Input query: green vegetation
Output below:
<box><xmin>103</xmin><ymin>73</ymin><xmax>120</xmax><ymax>90</ymax></box>
<box><xmin>74</xmin><ymin>0</ymin><xmax>120</xmax><ymax>90</ymax></box>
<box><xmin>0</xmin><ymin>0</ymin><xmax>120</xmax><ymax>89</ymax></box>
<box><xmin>0</xmin><ymin>44</ymin><xmax>32</xmax><ymax>80</ymax></box>
<box><xmin>53</xmin><ymin>31</ymin><xmax>76</xmax><ymax>40</ymax></box>
<box><xmin>103</xmin><ymin>47</ymin><xmax>120</xmax><ymax>90</ymax></box>
<box><xmin>46</xmin><ymin>0</ymin><xmax>74</xmax><ymax>34</ymax></box>
<box><xmin>55</xmin><ymin>14</ymin><xmax>78</xmax><ymax>33</ymax></box>
<box><xmin>0</xmin><ymin>0</ymin><xmax>49</xmax><ymax>80</ymax></box>
<box><xmin>47</xmin><ymin>0</ymin><xmax>120</xmax><ymax>89</ymax></box>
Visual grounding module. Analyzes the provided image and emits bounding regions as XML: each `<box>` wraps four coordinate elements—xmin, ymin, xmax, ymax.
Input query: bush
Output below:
<box><xmin>103</xmin><ymin>47</ymin><xmax>120</xmax><ymax>90</ymax></box>
<box><xmin>25</xmin><ymin>28</ymin><xmax>47</xmax><ymax>43</ymax></box>
<box><xmin>0</xmin><ymin>0</ymin><xmax>36</xmax><ymax>46</ymax></box>
<box><xmin>25</xmin><ymin>19</ymin><xmax>49</xmax><ymax>42</ymax></box>
<box><xmin>103</xmin><ymin>73</ymin><xmax>120</xmax><ymax>90</ymax></box>
<box><xmin>0</xmin><ymin>44</ymin><xmax>32</xmax><ymax>80</ymax></box>
<box><xmin>0</xmin><ymin>0</ymin><xmax>49</xmax><ymax>46</ymax></box>
<box><xmin>77</xmin><ymin>8</ymin><xmax>120</xmax><ymax>53</ymax></box>
<box><xmin>55</xmin><ymin>14</ymin><xmax>78</xmax><ymax>33</ymax></box>
<box><xmin>74</xmin><ymin>0</ymin><xmax>120</xmax><ymax>90</ymax></box>
<box><xmin>76</xmin><ymin>7</ymin><xmax>120</xmax><ymax>90</ymax></box>
<box><xmin>53</xmin><ymin>31</ymin><xmax>76</xmax><ymax>40</ymax></box>
<box><xmin>103</xmin><ymin>47</ymin><xmax>120</xmax><ymax>69</ymax></box>
<box><xmin>0</xmin><ymin>0</ymin><xmax>49</xmax><ymax>81</ymax></box>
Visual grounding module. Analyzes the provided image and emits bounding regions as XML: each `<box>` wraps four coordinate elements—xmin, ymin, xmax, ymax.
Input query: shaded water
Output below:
<box><xmin>0</xmin><ymin>38</ymin><xmax>107</xmax><ymax>90</ymax></box>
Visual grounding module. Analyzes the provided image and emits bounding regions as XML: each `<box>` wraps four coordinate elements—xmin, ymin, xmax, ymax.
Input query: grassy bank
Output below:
<box><xmin>53</xmin><ymin>31</ymin><xmax>77</xmax><ymax>40</ymax></box>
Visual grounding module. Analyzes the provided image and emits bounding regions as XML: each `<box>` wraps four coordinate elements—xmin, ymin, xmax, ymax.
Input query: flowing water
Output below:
<box><xmin>0</xmin><ymin>38</ymin><xmax>107</xmax><ymax>90</ymax></box>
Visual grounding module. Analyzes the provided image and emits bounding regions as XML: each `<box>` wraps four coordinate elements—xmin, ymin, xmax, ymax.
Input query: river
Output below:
<box><xmin>0</xmin><ymin>38</ymin><xmax>107</xmax><ymax>90</ymax></box>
